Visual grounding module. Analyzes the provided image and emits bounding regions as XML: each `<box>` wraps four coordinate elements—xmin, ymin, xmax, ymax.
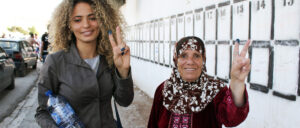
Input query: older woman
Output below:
<box><xmin>35</xmin><ymin>0</ymin><xmax>133</xmax><ymax>127</ymax></box>
<box><xmin>148</xmin><ymin>36</ymin><xmax>250</xmax><ymax>128</ymax></box>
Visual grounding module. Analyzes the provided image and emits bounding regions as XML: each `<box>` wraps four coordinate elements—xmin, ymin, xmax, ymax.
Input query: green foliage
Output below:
<box><xmin>7</xmin><ymin>26</ymin><xmax>29</xmax><ymax>35</ymax></box>
<box><xmin>7</xmin><ymin>26</ymin><xmax>17</xmax><ymax>32</ymax></box>
<box><xmin>28</xmin><ymin>26</ymin><xmax>38</xmax><ymax>35</ymax></box>
<box><xmin>6</xmin><ymin>26</ymin><xmax>39</xmax><ymax>36</ymax></box>
<box><xmin>17</xmin><ymin>27</ymin><xmax>29</xmax><ymax>35</ymax></box>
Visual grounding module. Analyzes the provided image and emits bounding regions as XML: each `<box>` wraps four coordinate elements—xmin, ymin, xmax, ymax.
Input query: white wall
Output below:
<box><xmin>121</xmin><ymin>0</ymin><xmax>223</xmax><ymax>25</ymax></box>
<box><xmin>122</xmin><ymin>0</ymin><xmax>300</xmax><ymax>127</ymax></box>
<box><xmin>131</xmin><ymin>58</ymin><xmax>172</xmax><ymax>97</ymax></box>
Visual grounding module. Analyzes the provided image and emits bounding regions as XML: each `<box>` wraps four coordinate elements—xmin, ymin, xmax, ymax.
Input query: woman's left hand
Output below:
<box><xmin>109</xmin><ymin>26</ymin><xmax>130</xmax><ymax>79</ymax></box>
<box><xmin>230</xmin><ymin>40</ymin><xmax>251</xmax><ymax>106</ymax></box>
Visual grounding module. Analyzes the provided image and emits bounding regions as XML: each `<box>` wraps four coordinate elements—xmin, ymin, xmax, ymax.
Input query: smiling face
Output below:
<box><xmin>177</xmin><ymin>49</ymin><xmax>203</xmax><ymax>82</ymax></box>
<box><xmin>70</xmin><ymin>2</ymin><xmax>100</xmax><ymax>44</ymax></box>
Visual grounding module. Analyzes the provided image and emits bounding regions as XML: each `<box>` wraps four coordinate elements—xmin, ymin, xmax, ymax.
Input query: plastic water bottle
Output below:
<box><xmin>45</xmin><ymin>90</ymin><xmax>85</xmax><ymax>128</ymax></box>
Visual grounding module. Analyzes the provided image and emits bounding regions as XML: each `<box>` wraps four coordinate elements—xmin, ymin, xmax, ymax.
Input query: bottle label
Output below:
<box><xmin>51</xmin><ymin>112</ymin><xmax>62</xmax><ymax>124</ymax></box>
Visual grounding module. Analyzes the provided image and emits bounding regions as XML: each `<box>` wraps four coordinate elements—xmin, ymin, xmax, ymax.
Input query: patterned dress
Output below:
<box><xmin>147</xmin><ymin>82</ymin><xmax>249</xmax><ymax>128</ymax></box>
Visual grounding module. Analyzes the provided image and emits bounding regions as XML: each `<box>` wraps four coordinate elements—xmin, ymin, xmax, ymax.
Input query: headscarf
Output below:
<box><xmin>162</xmin><ymin>36</ymin><xmax>225</xmax><ymax>114</ymax></box>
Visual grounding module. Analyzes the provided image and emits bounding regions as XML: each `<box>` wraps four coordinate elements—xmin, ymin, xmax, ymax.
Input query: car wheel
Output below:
<box><xmin>6</xmin><ymin>74</ymin><xmax>15</xmax><ymax>90</ymax></box>
<box><xmin>19</xmin><ymin>69</ymin><xmax>26</xmax><ymax>77</ymax></box>
<box><xmin>32</xmin><ymin>63</ymin><xmax>37</xmax><ymax>69</ymax></box>
<box><xmin>18</xmin><ymin>63</ymin><xmax>26</xmax><ymax>77</ymax></box>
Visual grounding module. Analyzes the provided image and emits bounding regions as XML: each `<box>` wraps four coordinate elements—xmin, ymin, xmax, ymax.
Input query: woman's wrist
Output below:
<box><xmin>117</xmin><ymin>67</ymin><xmax>129</xmax><ymax>79</ymax></box>
<box><xmin>229</xmin><ymin>79</ymin><xmax>246</xmax><ymax>107</ymax></box>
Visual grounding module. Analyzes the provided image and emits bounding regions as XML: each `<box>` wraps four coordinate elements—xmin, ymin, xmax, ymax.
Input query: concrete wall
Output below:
<box><xmin>121</xmin><ymin>0</ymin><xmax>300</xmax><ymax>127</ymax></box>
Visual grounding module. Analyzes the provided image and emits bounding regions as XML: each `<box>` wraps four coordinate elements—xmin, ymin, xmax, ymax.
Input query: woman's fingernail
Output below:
<box><xmin>108</xmin><ymin>30</ymin><xmax>112</xmax><ymax>35</ymax></box>
<box><xmin>236</xmin><ymin>39</ymin><xmax>240</xmax><ymax>44</ymax></box>
<box><xmin>121</xmin><ymin>47</ymin><xmax>125</xmax><ymax>51</ymax></box>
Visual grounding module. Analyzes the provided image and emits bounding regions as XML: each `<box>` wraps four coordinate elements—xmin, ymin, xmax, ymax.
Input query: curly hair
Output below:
<box><xmin>49</xmin><ymin>0</ymin><xmax>125</xmax><ymax>67</ymax></box>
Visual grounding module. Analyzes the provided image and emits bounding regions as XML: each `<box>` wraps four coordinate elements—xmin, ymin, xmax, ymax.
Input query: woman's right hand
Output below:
<box><xmin>230</xmin><ymin>40</ymin><xmax>251</xmax><ymax>106</ymax></box>
<box><xmin>108</xmin><ymin>26</ymin><xmax>130</xmax><ymax>78</ymax></box>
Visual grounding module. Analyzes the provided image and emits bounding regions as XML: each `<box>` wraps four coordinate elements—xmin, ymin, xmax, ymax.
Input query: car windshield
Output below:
<box><xmin>0</xmin><ymin>41</ymin><xmax>19</xmax><ymax>51</ymax></box>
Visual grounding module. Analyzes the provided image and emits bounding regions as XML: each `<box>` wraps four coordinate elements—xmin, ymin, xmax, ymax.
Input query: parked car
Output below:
<box><xmin>0</xmin><ymin>46</ymin><xmax>15</xmax><ymax>91</ymax></box>
<box><xmin>0</xmin><ymin>38</ymin><xmax>37</xmax><ymax>76</ymax></box>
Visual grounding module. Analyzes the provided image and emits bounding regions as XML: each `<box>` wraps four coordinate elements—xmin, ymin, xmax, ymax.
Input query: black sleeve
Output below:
<box><xmin>112</xmin><ymin>67</ymin><xmax>134</xmax><ymax>107</ymax></box>
<box><xmin>41</xmin><ymin>34</ymin><xmax>46</xmax><ymax>43</ymax></box>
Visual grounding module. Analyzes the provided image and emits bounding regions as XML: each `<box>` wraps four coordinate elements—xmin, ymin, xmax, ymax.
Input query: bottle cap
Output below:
<box><xmin>45</xmin><ymin>90</ymin><xmax>53</xmax><ymax>97</ymax></box>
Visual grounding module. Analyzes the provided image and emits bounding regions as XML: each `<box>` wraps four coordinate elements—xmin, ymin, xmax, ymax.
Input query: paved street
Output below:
<box><xmin>116</xmin><ymin>85</ymin><xmax>153</xmax><ymax>128</ymax></box>
<box><xmin>0</xmin><ymin>65</ymin><xmax>39</xmax><ymax>123</ymax></box>
<box><xmin>0</xmin><ymin>84</ymin><xmax>40</xmax><ymax>128</ymax></box>
<box><xmin>0</xmin><ymin>62</ymin><xmax>153</xmax><ymax>128</ymax></box>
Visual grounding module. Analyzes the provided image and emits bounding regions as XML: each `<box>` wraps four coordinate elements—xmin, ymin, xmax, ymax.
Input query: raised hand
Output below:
<box><xmin>108</xmin><ymin>26</ymin><xmax>130</xmax><ymax>78</ymax></box>
<box><xmin>231</xmin><ymin>40</ymin><xmax>251</xmax><ymax>84</ymax></box>
<box><xmin>230</xmin><ymin>40</ymin><xmax>251</xmax><ymax>107</ymax></box>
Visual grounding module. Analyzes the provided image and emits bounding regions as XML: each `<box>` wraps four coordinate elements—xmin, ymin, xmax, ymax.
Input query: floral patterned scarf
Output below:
<box><xmin>162</xmin><ymin>37</ymin><xmax>225</xmax><ymax>114</ymax></box>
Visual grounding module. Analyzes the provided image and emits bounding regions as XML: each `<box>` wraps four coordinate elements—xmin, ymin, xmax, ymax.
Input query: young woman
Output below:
<box><xmin>148</xmin><ymin>36</ymin><xmax>250</xmax><ymax>128</ymax></box>
<box><xmin>35</xmin><ymin>0</ymin><xmax>133</xmax><ymax>127</ymax></box>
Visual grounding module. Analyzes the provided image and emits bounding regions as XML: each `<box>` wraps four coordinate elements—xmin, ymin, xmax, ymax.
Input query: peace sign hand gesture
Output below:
<box><xmin>230</xmin><ymin>40</ymin><xmax>251</xmax><ymax>107</ymax></box>
<box><xmin>109</xmin><ymin>26</ymin><xmax>130</xmax><ymax>79</ymax></box>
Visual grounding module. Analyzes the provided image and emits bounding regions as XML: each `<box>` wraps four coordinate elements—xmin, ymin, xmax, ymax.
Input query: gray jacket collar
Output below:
<box><xmin>64</xmin><ymin>42</ymin><xmax>109</xmax><ymax>73</ymax></box>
